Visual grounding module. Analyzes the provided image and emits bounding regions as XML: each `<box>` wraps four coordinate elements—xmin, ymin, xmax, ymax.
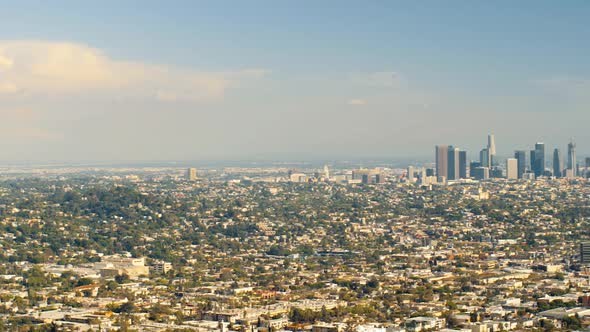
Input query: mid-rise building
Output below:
<box><xmin>97</xmin><ymin>256</ymin><xmax>150</xmax><ymax>278</ymax></box>
<box><xmin>352</xmin><ymin>168</ymin><xmax>384</xmax><ymax>184</ymax></box>
<box><xmin>150</xmin><ymin>261</ymin><xmax>173</xmax><ymax>274</ymax></box>
<box><xmin>290</xmin><ymin>173</ymin><xmax>308</xmax><ymax>183</ymax></box>
<box><xmin>580</xmin><ymin>242</ymin><xmax>590</xmax><ymax>264</ymax></box>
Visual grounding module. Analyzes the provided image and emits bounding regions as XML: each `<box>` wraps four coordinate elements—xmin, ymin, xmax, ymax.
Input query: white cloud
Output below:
<box><xmin>348</xmin><ymin>98</ymin><xmax>367</xmax><ymax>105</ymax></box>
<box><xmin>0</xmin><ymin>55</ymin><xmax>13</xmax><ymax>70</ymax></box>
<box><xmin>0</xmin><ymin>40</ymin><xmax>268</xmax><ymax>102</ymax></box>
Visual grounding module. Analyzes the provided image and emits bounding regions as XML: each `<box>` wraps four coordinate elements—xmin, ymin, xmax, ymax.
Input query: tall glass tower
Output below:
<box><xmin>514</xmin><ymin>150</ymin><xmax>527</xmax><ymax>179</ymax></box>
<box><xmin>553</xmin><ymin>149</ymin><xmax>563</xmax><ymax>178</ymax></box>
<box><xmin>531</xmin><ymin>143</ymin><xmax>545</xmax><ymax>177</ymax></box>
<box><xmin>568</xmin><ymin>139</ymin><xmax>576</xmax><ymax>176</ymax></box>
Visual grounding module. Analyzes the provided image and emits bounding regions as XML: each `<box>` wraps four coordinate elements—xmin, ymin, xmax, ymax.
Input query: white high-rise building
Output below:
<box><xmin>186</xmin><ymin>168</ymin><xmax>198</xmax><ymax>181</ymax></box>
<box><xmin>568</xmin><ymin>139</ymin><xmax>576</xmax><ymax>177</ymax></box>
<box><xmin>506</xmin><ymin>158</ymin><xmax>518</xmax><ymax>180</ymax></box>
<box><xmin>488</xmin><ymin>134</ymin><xmax>496</xmax><ymax>165</ymax></box>
<box><xmin>323</xmin><ymin>165</ymin><xmax>330</xmax><ymax>179</ymax></box>
<box><xmin>407</xmin><ymin>166</ymin><xmax>415</xmax><ymax>183</ymax></box>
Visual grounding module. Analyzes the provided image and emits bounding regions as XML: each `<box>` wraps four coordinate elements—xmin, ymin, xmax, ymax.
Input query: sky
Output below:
<box><xmin>0</xmin><ymin>1</ymin><xmax>589</xmax><ymax>163</ymax></box>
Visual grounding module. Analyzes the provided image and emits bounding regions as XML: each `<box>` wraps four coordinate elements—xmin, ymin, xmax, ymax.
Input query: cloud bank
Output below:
<box><xmin>0</xmin><ymin>40</ymin><xmax>267</xmax><ymax>102</ymax></box>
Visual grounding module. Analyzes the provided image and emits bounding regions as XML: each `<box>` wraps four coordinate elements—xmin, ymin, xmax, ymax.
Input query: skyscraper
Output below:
<box><xmin>506</xmin><ymin>158</ymin><xmax>518</xmax><ymax>180</ymax></box>
<box><xmin>407</xmin><ymin>166</ymin><xmax>415</xmax><ymax>182</ymax></box>
<box><xmin>459</xmin><ymin>150</ymin><xmax>467</xmax><ymax>179</ymax></box>
<box><xmin>488</xmin><ymin>134</ymin><xmax>496</xmax><ymax>166</ymax></box>
<box><xmin>568</xmin><ymin>139</ymin><xmax>576</xmax><ymax>177</ymax></box>
<box><xmin>553</xmin><ymin>149</ymin><xmax>563</xmax><ymax>178</ymax></box>
<box><xmin>531</xmin><ymin>143</ymin><xmax>545</xmax><ymax>177</ymax></box>
<box><xmin>514</xmin><ymin>150</ymin><xmax>527</xmax><ymax>179</ymax></box>
<box><xmin>435</xmin><ymin>145</ymin><xmax>449</xmax><ymax>179</ymax></box>
<box><xmin>447</xmin><ymin>146</ymin><xmax>460</xmax><ymax>180</ymax></box>
<box><xmin>469</xmin><ymin>161</ymin><xmax>481</xmax><ymax>178</ymax></box>
<box><xmin>472</xmin><ymin>167</ymin><xmax>489</xmax><ymax>180</ymax></box>
<box><xmin>480</xmin><ymin>148</ymin><xmax>491</xmax><ymax>168</ymax></box>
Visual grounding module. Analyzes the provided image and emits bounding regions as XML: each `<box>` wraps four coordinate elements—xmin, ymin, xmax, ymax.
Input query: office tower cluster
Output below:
<box><xmin>515</xmin><ymin>139</ymin><xmax>579</xmax><ymax>179</ymax></box>
<box><xmin>432</xmin><ymin>135</ymin><xmax>588</xmax><ymax>183</ymax></box>
<box><xmin>471</xmin><ymin>135</ymin><xmax>501</xmax><ymax>180</ymax></box>
<box><xmin>406</xmin><ymin>165</ymin><xmax>438</xmax><ymax>186</ymax></box>
<box><xmin>435</xmin><ymin>145</ymin><xmax>468</xmax><ymax>183</ymax></box>
<box><xmin>352</xmin><ymin>168</ymin><xmax>386</xmax><ymax>184</ymax></box>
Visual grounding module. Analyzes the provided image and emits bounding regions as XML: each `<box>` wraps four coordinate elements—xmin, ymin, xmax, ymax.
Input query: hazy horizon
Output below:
<box><xmin>1</xmin><ymin>1</ymin><xmax>589</xmax><ymax>162</ymax></box>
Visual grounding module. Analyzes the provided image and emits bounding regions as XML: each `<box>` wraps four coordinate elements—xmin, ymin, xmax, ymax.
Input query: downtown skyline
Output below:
<box><xmin>434</xmin><ymin>135</ymin><xmax>586</xmax><ymax>181</ymax></box>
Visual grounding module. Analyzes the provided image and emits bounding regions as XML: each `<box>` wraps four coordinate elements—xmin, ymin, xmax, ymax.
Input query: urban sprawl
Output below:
<box><xmin>0</xmin><ymin>137</ymin><xmax>590</xmax><ymax>331</ymax></box>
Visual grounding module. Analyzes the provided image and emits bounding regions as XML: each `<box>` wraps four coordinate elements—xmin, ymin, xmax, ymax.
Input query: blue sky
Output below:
<box><xmin>0</xmin><ymin>1</ymin><xmax>589</xmax><ymax>162</ymax></box>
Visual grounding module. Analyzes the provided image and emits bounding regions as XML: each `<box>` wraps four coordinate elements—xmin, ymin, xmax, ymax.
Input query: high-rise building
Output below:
<box><xmin>472</xmin><ymin>167</ymin><xmax>489</xmax><ymax>180</ymax></box>
<box><xmin>488</xmin><ymin>134</ymin><xmax>496</xmax><ymax>166</ymax></box>
<box><xmin>514</xmin><ymin>150</ymin><xmax>527</xmax><ymax>179</ymax></box>
<box><xmin>469</xmin><ymin>161</ymin><xmax>481</xmax><ymax>178</ymax></box>
<box><xmin>459</xmin><ymin>150</ymin><xmax>467</xmax><ymax>179</ymax></box>
<box><xmin>480</xmin><ymin>148</ymin><xmax>491</xmax><ymax>168</ymax></box>
<box><xmin>435</xmin><ymin>145</ymin><xmax>449</xmax><ymax>179</ymax></box>
<box><xmin>447</xmin><ymin>146</ymin><xmax>460</xmax><ymax>180</ymax></box>
<box><xmin>506</xmin><ymin>158</ymin><xmax>518</xmax><ymax>180</ymax></box>
<box><xmin>553</xmin><ymin>149</ymin><xmax>563</xmax><ymax>178</ymax></box>
<box><xmin>581</xmin><ymin>242</ymin><xmax>590</xmax><ymax>264</ymax></box>
<box><xmin>186</xmin><ymin>168</ymin><xmax>198</xmax><ymax>181</ymax></box>
<box><xmin>419</xmin><ymin>168</ymin><xmax>427</xmax><ymax>185</ymax></box>
<box><xmin>531</xmin><ymin>143</ymin><xmax>545</xmax><ymax>177</ymax></box>
<box><xmin>530</xmin><ymin>150</ymin><xmax>536</xmax><ymax>175</ymax></box>
<box><xmin>568</xmin><ymin>139</ymin><xmax>577</xmax><ymax>177</ymax></box>
<box><xmin>407</xmin><ymin>166</ymin><xmax>415</xmax><ymax>182</ymax></box>
<box><xmin>490</xmin><ymin>167</ymin><xmax>503</xmax><ymax>178</ymax></box>
<box><xmin>426</xmin><ymin>168</ymin><xmax>435</xmax><ymax>177</ymax></box>
<box><xmin>586</xmin><ymin>157</ymin><xmax>590</xmax><ymax>179</ymax></box>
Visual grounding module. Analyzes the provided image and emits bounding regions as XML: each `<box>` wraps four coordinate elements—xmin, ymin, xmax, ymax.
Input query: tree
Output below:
<box><xmin>115</xmin><ymin>274</ymin><xmax>131</xmax><ymax>284</ymax></box>
<box><xmin>116</xmin><ymin>302</ymin><xmax>136</xmax><ymax>314</ymax></box>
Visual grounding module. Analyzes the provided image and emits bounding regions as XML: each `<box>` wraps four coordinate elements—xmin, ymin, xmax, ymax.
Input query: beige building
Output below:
<box><xmin>186</xmin><ymin>168</ymin><xmax>198</xmax><ymax>181</ymax></box>
<box><xmin>506</xmin><ymin>158</ymin><xmax>518</xmax><ymax>180</ymax></box>
<box><xmin>97</xmin><ymin>256</ymin><xmax>149</xmax><ymax>278</ymax></box>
